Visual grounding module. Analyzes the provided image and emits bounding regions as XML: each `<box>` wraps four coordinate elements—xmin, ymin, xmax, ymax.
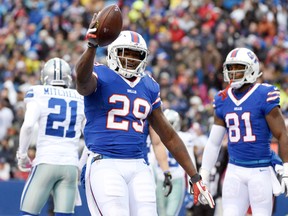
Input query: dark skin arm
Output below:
<box><xmin>75</xmin><ymin>47</ymin><xmax>97</xmax><ymax>96</ymax></box>
<box><xmin>266</xmin><ymin>106</ymin><xmax>288</xmax><ymax>163</ymax></box>
<box><xmin>75</xmin><ymin>13</ymin><xmax>98</xmax><ymax>96</ymax></box>
<box><xmin>148</xmin><ymin>107</ymin><xmax>197</xmax><ymax>178</ymax></box>
<box><xmin>213</xmin><ymin>112</ymin><xmax>226</xmax><ymax>127</ymax></box>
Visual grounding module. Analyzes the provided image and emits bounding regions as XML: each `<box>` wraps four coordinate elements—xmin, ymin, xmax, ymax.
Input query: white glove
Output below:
<box><xmin>189</xmin><ymin>174</ymin><xmax>215</xmax><ymax>208</ymax></box>
<box><xmin>16</xmin><ymin>151</ymin><xmax>32</xmax><ymax>172</ymax></box>
<box><xmin>281</xmin><ymin>163</ymin><xmax>288</xmax><ymax>196</ymax></box>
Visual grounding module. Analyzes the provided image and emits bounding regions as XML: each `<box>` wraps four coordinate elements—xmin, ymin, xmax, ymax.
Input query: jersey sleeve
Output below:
<box><xmin>152</xmin><ymin>92</ymin><xmax>161</xmax><ymax>110</ymax></box>
<box><xmin>145</xmin><ymin>74</ymin><xmax>162</xmax><ymax>111</ymax></box>
<box><xmin>213</xmin><ymin>93</ymin><xmax>225</xmax><ymax>120</ymax></box>
<box><xmin>261</xmin><ymin>84</ymin><xmax>280</xmax><ymax>115</ymax></box>
<box><xmin>24</xmin><ymin>85</ymin><xmax>40</xmax><ymax>103</ymax></box>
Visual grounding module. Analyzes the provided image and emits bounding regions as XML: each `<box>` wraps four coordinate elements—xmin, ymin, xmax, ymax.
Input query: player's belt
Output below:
<box><xmin>91</xmin><ymin>154</ymin><xmax>110</xmax><ymax>163</ymax></box>
<box><xmin>229</xmin><ymin>157</ymin><xmax>271</xmax><ymax>167</ymax></box>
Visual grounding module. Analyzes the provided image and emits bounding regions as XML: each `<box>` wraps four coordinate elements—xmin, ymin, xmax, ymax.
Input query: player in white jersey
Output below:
<box><xmin>17</xmin><ymin>58</ymin><xmax>86</xmax><ymax>216</ymax></box>
<box><xmin>199</xmin><ymin>47</ymin><xmax>288</xmax><ymax>216</ymax></box>
<box><xmin>154</xmin><ymin>109</ymin><xmax>196</xmax><ymax>216</ymax></box>
<box><xmin>144</xmin><ymin>122</ymin><xmax>173</xmax><ymax>197</ymax></box>
<box><xmin>76</xmin><ymin>13</ymin><xmax>214</xmax><ymax>216</ymax></box>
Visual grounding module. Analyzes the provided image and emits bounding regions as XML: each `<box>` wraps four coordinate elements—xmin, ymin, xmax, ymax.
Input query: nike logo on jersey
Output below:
<box><xmin>259</xmin><ymin>169</ymin><xmax>267</xmax><ymax>172</ymax></box>
<box><xmin>127</xmin><ymin>89</ymin><xmax>137</xmax><ymax>94</ymax></box>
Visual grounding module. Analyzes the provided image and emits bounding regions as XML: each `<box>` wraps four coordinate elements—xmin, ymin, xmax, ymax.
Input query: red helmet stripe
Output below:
<box><xmin>130</xmin><ymin>31</ymin><xmax>139</xmax><ymax>43</ymax></box>
<box><xmin>230</xmin><ymin>49</ymin><xmax>239</xmax><ymax>57</ymax></box>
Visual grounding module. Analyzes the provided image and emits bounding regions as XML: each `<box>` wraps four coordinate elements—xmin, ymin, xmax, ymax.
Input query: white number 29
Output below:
<box><xmin>107</xmin><ymin>94</ymin><xmax>150</xmax><ymax>132</ymax></box>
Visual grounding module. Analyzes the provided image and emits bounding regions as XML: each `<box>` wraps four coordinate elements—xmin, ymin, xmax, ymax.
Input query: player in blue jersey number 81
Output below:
<box><xmin>75</xmin><ymin>13</ymin><xmax>214</xmax><ymax>216</ymax></box>
<box><xmin>199</xmin><ymin>47</ymin><xmax>288</xmax><ymax>216</ymax></box>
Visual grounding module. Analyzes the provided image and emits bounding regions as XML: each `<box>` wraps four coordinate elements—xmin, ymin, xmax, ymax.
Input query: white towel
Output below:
<box><xmin>269</xmin><ymin>166</ymin><xmax>282</xmax><ymax>196</ymax></box>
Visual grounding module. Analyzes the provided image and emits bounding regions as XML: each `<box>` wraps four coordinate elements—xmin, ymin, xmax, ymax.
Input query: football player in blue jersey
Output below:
<box><xmin>199</xmin><ymin>47</ymin><xmax>288</xmax><ymax>216</ymax></box>
<box><xmin>17</xmin><ymin>58</ymin><xmax>86</xmax><ymax>216</ymax></box>
<box><xmin>75</xmin><ymin>14</ymin><xmax>214</xmax><ymax>216</ymax></box>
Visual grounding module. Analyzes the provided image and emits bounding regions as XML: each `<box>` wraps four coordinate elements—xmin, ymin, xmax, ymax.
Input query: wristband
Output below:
<box><xmin>190</xmin><ymin>173</ymin><xmax>202</xmax><ymax>183</ymax></box>
<box><xmin>87</xmin><ymin>42</ymin><xmax>98</xmax><ymax>49</ymax></box>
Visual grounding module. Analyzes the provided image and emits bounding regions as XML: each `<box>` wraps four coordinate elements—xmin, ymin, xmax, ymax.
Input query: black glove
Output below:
<box><xmin>163</xmin><ymin>171</ymin><xmax>173</xmax><ymax>197</ymax></box>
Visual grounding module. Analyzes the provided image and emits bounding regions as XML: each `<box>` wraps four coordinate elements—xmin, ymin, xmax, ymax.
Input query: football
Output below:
<box><xmin>95</xmin><ymin>4</ymin><xmax>123</xmax><ymax>47</ymax></box>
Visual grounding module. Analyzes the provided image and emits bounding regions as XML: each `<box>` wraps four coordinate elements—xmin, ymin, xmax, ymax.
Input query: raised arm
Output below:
<box><xmin>75</xmin><ymin>47</ymin><xmax>97</xmax><ymax>96</ymax></box>
<box><xmin>75</xmin><ymin>13</ymin><xmax>98</xmax><ymax>96</ymax></box>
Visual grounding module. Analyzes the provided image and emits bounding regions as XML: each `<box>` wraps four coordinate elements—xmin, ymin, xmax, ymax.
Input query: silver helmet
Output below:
<box><xmin>164</xmin><ymin>109</ymin><xmax>181</xmax><ymax>131</ymax></box>
<box><xmin>41</xmin><ymin>58</ymin><xmax>72</xmax><ymax>88</ymax></box>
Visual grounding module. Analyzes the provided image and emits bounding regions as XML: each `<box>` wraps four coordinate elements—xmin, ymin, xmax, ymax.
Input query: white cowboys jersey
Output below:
<box><xmin>24</xmin><ymin>85</ymin><xmax>85</xmax><ymax>166</ymax></box>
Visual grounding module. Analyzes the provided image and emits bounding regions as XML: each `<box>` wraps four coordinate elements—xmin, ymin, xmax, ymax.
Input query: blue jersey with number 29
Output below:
<box><xmin>84</xmin><ymin>64</ymin><xmax>162</xmax><ymax>159</ymax></box>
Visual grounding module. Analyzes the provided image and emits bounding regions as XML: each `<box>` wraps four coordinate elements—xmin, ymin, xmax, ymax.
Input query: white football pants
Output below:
<box><xmin>85</xmin><ymin>154</ymin><xmax>157</xmax><ymax>216</ymax></box>
<box><xmin>222</xmin><ymin>163</ymin><xmax>274</xmax><ymax>216</ymax></box>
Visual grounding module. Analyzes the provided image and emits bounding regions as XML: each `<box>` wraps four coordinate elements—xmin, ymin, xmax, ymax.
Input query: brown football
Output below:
<box><xmin>95</xmin><ymin>4</ymin><xmax>123</xmax><ymax>47</ymax></box>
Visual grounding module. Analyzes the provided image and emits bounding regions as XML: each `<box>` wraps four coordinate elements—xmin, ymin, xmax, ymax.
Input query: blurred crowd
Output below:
<box><xmin>0</xmin><ymin>0</ymin><xmax>287</xmax><ymax>190</ymax></box>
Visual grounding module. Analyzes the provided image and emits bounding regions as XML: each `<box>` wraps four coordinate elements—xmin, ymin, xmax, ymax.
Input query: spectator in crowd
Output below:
<box><xmin>2</xmin><ymin>71</ymin><xmax>17</xmax><ymax>106</ymax></box>
<box><xmin>0</xmin><ymin>98</ymin><xmax>14</xmax><ymax>142</ymax></box>
<box><xmin>0</xmin><ymin>157</ymin><xmax>10</xmax><ymax>181</ymax></box>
